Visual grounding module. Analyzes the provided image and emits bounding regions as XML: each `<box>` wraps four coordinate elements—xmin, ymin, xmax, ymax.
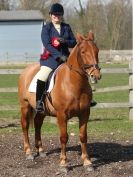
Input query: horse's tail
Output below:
<box><xmin>29</xmin><ymin>106</ymin><xmax>35</xmax><ymax>128</ymax></box>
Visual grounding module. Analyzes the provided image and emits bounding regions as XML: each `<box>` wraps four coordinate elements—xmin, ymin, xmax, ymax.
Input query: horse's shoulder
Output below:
<box><xmin>59</xmin><ymin>63</ymin><xmax>69</xmax><ymax>70</ymax></box>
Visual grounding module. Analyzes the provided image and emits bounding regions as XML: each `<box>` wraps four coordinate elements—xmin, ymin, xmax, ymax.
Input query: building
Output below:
<box><xmin>0</xmin><ymin>10</ymin><xmax>44</xmax><ymax>63</ymax></box>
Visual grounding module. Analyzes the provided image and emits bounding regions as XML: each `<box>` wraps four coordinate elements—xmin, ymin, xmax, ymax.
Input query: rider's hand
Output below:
<box><xmin>57</xmin><ymin>56</ymin><xmax>67</xmax><ymax>63</ymax></box>
<box><xmin>60</xmin><ymin>55</ymin><xmax>67</xmax><ymax>62</ymax></box>
<box><xmin>57</xmin><ymin>37</ymin><xmax>66</xmax><ymax>43</ymax></box>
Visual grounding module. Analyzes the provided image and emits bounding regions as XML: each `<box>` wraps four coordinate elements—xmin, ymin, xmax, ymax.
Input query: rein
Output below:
<box><xmin>66</xmin><ymin>63</ymin><xmax>88</xmax><ymax>78</ymax></box>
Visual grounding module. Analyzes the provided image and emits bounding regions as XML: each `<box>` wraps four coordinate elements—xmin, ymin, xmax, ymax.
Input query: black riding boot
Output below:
<box><xmin>36</xmin><ymin>79</ymin><xmax>46</xmax><ymax>113</ymax></box>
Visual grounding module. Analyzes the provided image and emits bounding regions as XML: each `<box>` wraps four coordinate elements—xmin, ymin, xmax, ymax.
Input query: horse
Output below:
<box><xmin>18</xmin><ymin>31</ymin><xmax>101</xmax><ymax>172</ymax></box>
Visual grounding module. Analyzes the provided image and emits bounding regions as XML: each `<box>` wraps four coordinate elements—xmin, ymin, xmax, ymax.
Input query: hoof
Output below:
<box><xmin>25</xmin><ymin>154</ymin><xmax>34</xmax><ymax>160</ymax></box>
<box><xmin>39</xmin><ymin>151</ymin><xmax>47</xmax><ymax>158</ymax></box>
<box><xmin>84</xmin><ymin>164</ymin><xmax>95</xmax><ymax>172</ymax></box>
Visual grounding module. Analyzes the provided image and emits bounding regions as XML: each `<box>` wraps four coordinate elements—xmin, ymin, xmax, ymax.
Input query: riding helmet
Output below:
<box><xmin>49</xmin><ymin>3</ymin><xmax>64</xmax><ymax>16</ymax></box>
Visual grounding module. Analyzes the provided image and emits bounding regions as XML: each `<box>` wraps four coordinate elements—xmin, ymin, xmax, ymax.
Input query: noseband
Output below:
<box><xmin>81</xmin><ymin>64</ymin><xmax>101</xmax><ymax>75</ymax></box>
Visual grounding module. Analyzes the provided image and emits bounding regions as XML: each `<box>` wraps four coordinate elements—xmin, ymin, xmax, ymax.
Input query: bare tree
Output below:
<box><xmin>0</xmin><ymin>0</ymin><xmax>10</xmax><ymax>10</ymax></box>
<box><xmin>74</xmin><ymin>0</ymin><xmax>87</xmax><ymax>34</ymax></box>
<box><xmin>106</xmin><ymin>0</ymin><xmax>132</xmax><ymax>49</ymax></box>
<box><xmin>85</xmin><ymin>0</ymin><xmax>108</xmax><ymax>47</ymax></box>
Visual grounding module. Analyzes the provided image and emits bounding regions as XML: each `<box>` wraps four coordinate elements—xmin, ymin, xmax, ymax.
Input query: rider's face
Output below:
<box><xmin>50</xmin><ymin>14</ymin><xmax>62</xmax><ymax>24</ymax></box>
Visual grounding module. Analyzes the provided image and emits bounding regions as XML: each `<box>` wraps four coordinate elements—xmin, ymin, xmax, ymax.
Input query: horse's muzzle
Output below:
<box><xmin>89</xmin><ymin>75</ymin><xmax>98</xmax><ymax>84</ymax></box>
<box><xmin>89</xmin><ymin>72</ymin><xmax>101</xmax><ymax>84</ymax></box>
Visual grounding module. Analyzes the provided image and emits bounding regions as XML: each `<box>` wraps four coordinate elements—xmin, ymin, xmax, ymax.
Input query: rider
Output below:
<box><xmin>36</xmin><ymin>3</ymin><xmax>77</xmax><ymax>113</ymax></box>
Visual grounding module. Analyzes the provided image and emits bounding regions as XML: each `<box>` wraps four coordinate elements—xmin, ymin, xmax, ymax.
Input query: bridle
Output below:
<box><xmin>81</xmin><ymin>63</ymin><xmax>100</xmax><ymax>75</ymax></box>
<box><xmin>66</xmin><ymin>41</ymin><xmax>101</xmax><ymax>77</ymax></box>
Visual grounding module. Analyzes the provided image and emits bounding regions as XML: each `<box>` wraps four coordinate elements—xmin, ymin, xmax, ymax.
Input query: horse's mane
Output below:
<box><xmin>68</xmin><ymin>44</ymin><xmax>77</xmax><ymax>59</ymax></box>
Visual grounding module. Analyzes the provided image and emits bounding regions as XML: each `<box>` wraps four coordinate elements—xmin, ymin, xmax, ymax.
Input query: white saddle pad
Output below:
<box><xmin>28</xmin><ymin>65</ymin><xmax>61</xmax><ymax>93</ymax></box>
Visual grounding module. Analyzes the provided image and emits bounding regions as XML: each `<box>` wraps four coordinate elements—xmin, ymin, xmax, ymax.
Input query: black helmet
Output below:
<box><xmin>49</xmin><ymin>3</ymin><xmax>64</xmax><ymax>16</ymax></box>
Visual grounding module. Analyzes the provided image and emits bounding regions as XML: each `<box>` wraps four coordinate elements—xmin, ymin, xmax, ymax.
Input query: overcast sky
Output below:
<box><xmin>61</xmin><ymin>0</ymin><xmax>88</xmax><ymax>10</ymax></box>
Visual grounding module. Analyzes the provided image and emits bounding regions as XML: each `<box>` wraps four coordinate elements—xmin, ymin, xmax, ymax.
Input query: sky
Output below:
<box><xmin>61</xmin><ymin>0</ymin><xmax>89</xmax><ymax>10</ymax></box>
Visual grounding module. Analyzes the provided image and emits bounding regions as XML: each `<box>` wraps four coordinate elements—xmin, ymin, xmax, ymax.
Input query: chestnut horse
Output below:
<box><xmin>18</xmin><ymin>31</ymin><xmax>101</xmax><ymax>171</ymax></box>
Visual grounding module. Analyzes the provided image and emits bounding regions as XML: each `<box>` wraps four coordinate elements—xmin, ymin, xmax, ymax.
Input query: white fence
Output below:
<box><xmin>99</xmin><ymin>50</ymin><xmax>132</xmax><ymax>62</ymax></box>
<box><xmin>0</xmin><ymin>50</ymin><xmax>132</xmax><ymax>64</ymax></box>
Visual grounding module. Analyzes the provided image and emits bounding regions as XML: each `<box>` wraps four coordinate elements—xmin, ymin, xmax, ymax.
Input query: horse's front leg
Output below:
<box><xmin>21</xmin><ymin>106</ymin><xmax>33</xmax><ymax>160</ymax></box>
<box><xmin>79</xmin><ymin>110</ymin><xmax>94</xmax><ymax>171</ymax></box>
<box><xmin>57</xmin><ymin>111</ymin><xmax>68</xmax><ymax>167</ymax></box>
<box><xmin>34</xmin><ymin>113</ymin><xmax>46</xmax><ymax>157</ymax></box>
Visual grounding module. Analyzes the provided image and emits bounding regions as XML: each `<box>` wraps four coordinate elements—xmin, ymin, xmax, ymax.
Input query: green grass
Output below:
<box><xmin>100</xmin><ymin>63</ymin><xmax>128</xmax><ymax>68</ymax></box>
<box><xmin>0</xmin><ymin>74</ymin><xmax>19</xmax><ymax>87</ymax></box>
<box><xmin>0</xmin><ymin>64</ymin><xmax>27</xmax><ymax>69</ymax></box>
<box><xmin>94</xmin><ymin>90</ymin><xmax>128</xmax><ymax>102</ymax></box>
<box><xmin>94</xmin><ymin>73</ymin><xmax>128</xmax><ymax>88</ymax></box>
<box><xmin>0</xmin><ymin>92</ymin><xmax>19</xmax><ymax>105</ymax></box>
<box><xmin>0</xmin><ymin>110</ymin><xmax>20</xmax><ymax>119</ymax></box>
<box><xmin>1</xmin><ymin>115</ymin><xmax>133</xmax><ymax>141</ymax></box>
<box><xmin>90</xmin><ymin>108</ymin><xmax>128</xmax><ymax>120</ymax></box>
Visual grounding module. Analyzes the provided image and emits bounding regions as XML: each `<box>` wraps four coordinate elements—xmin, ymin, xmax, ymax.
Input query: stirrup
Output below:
<box><xmin>90</xmin><ymin>100</ymin><xmax>97</xmax><ymax>107</ymax></box>
<box><xmin>36</xmin><ymin>101</ymin><xmax>45</xmax><ymax>114</ymax></box>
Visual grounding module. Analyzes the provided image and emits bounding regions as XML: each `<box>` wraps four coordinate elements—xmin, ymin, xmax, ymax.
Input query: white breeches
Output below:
<box><xmin>36</xmin><ymin>66</ymin><xmax>53</xmax><ymax>82</ymax></box>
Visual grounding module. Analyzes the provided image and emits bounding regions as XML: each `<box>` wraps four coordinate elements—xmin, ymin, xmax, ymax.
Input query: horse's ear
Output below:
<box><xmin>88</xmin><ymin>31</ymin><xmax>94</xmax><ymax>41</ymax></box>
<box><xmin>76</xmin><ymin>33</ymin><xmax>84</xmax><ymax>42</ymax></box>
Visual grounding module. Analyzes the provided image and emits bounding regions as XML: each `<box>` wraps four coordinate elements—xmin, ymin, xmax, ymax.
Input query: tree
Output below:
<box><xmin>66</xmin><ymin>0</ymin><xmax>132</xmax><ymax>49</ymax></box>
<box><xmin>18</xmin><ymin>0</ymin><xmax>61</xmax><ymax>20</ymax></box>
<box><xmin>74</xmin><ymin>0</ymin><xmax>86</xmax><ymax>34</ymax></box>
<box><xmin>106</xmin><ymin>0</ymin><xmax>132</xmax><ymax>49</ymax></box>
<box><xmin>0</xmin><ymin>0</ymin><xmax>10</xmax><ymax>10</ymax></box>
<box><xmin>85</xmin><ymin>0</ymin><xmax>108</xmax><ymax>48</ymax></box>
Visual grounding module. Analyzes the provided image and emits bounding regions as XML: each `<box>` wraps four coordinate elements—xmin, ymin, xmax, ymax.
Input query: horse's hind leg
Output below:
<box><xmin>79</xmin><ymin>110</ymin><xmax>94</xmax><ymax>171</ymax></box>
<box><xmin>34</xmin><ymin>113</ymin><xmax>46</xmax><ymax>157</ymax></box>
<box><xmin>21</xmin><ymin>103</ymin><xmax>34</xmax><ymax>160</ymax></box>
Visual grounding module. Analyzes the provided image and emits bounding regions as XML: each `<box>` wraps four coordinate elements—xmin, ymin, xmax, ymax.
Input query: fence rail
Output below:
<box><xmin>0</xmin><ymin>103</ymin><xmax>129</xmax><ymax>111</ymax></box>
<box><xmin>0</xmin><ymin>50</ymin><xmax>132</xmax><ymax>63</ymax></box>
<box><xmin>0</xmin><ymin>68</ymin><xmax>129</xmax><ymax>74</ymax></box>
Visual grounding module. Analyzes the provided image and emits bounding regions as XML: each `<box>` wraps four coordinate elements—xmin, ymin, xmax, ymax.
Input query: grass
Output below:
<box><xmin>0</xmin><ymin>92</ymin><xmax>19</xmax><ymax>105</ymax></box>
<box><xmin>94</xmin><ymin>90</ymin><xmax>128</xmax><ymax>102</ymax></box>
<box><xmin>100</xmin><ymin>63</ymin><xmax>128</xmax><ymax>68</ymax></box>
<box><xmin>0</xmin><ymin>110</ymin><xmax>20</xmax><ymax>119</ymax></box>
<box><xmin>0</xmin><ymin>64</ymin><xmax>27</xmax><ymax>69</ymax></box>
<box><xmin>94</xmin><ymin>73</ymin><xmax>128</xmax><ymax>88</ymax></box>
<box><xmin>0</xmin><ymin>74</ymin><xmax>19</xmax><ymax>87</ymax></box>
<box><xmin>1</xmin><ymin>114</ymin><xmax>133</xmax><ymax>141</ymax></box>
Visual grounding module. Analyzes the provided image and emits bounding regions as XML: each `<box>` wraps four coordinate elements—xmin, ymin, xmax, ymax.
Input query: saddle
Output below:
<box><xmin>28</xmin><ymin>65</ymin><xmax>62</xmax><ymax>93</ymax></box>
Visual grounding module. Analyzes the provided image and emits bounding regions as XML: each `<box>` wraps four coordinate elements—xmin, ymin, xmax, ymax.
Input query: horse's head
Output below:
<box><xmin>76</xmin><ymin>31</ymin><xmax>101</xmax><ymax>83</ymax></box>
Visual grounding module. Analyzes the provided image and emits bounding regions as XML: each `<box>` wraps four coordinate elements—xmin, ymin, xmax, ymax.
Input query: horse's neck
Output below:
<box><xmin>67</xmin><ymin>46</ymin><xmax>80</xmax><ymax>68</ymax></box>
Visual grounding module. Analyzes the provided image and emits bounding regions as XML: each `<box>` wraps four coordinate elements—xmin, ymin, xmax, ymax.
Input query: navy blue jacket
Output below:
<box><xmin>40</xmin><ymin>22</ymin><xmax>77</xmax><ymax>69</ymax></box>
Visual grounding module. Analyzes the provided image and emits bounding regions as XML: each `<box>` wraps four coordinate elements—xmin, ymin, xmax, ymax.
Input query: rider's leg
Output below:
<box><xmin>36</xmin><ymin>66</ymin><xmax>52</xmax><ymax>113</ymax></box>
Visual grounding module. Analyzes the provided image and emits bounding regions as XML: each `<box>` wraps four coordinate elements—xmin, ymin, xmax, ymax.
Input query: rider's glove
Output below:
<box><xmin>57</xmin><ymin>37</ymin><xmax>66</xmax><ymax>43</ymax></box>
<box><xmin>57</xmin><ymin>55</ymin><xmax>67</xmax><ymax>63</ymax></box>
<box><xmin>59</xmin><ymin>55</ymin><xmax>67</xmax><ymax>62</ymax></box>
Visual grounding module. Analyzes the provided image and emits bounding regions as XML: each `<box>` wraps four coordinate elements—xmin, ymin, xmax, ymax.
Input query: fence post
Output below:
<box><xmin>129</xmin><ymin>60</ymin><xmax>133</xmax><ymax>120</ymax></box>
